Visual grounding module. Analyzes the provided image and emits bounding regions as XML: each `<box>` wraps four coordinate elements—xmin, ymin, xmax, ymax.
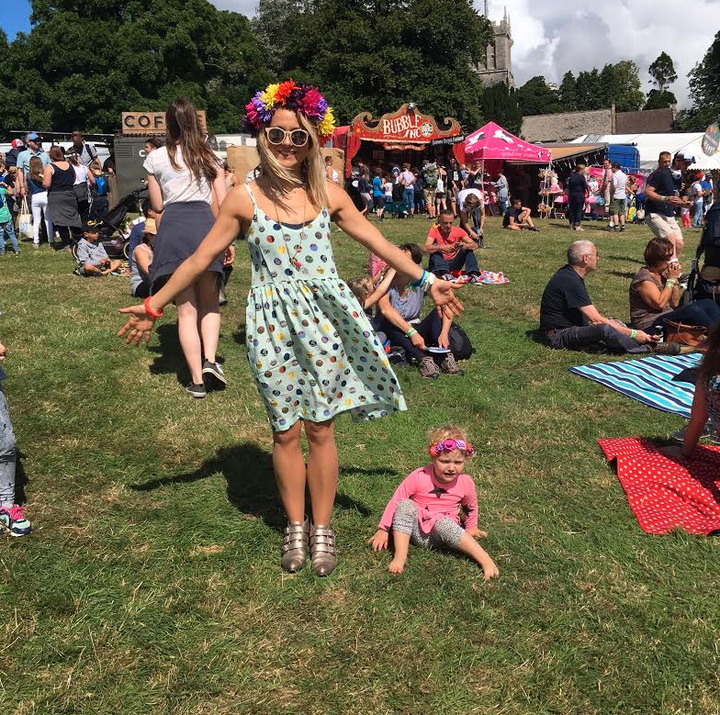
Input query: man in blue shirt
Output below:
<box><xmin>15</xmin><ymin>133</ymin><xmax>49</xmax><ymax>198</ymax></box>
<box><xmin>644</xmin><ymin>150</ymin><xmax>693</xmax><ymax>257</ymax></box>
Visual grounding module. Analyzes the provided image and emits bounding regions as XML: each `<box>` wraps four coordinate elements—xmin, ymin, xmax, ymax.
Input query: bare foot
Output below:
<box><xmin>388</xmin><ymin>558</ymin><xmax>406</xmax><ymax>574</ymax></box>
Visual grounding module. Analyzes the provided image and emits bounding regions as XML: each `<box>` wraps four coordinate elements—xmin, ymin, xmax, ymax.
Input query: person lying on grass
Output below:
<box><xmin>369</xmin><ymin>426</ymin><xmax>498</xmax><ymax>580</ymax></box>
<box><xmin>75</xmin><ymin>221</ymin><xmax>122</xmax><ymax>277</ymax></box>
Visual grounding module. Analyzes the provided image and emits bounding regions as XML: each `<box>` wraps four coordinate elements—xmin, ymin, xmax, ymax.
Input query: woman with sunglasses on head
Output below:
<box><xmin>142</xmin><ymin>98</ymin><xmax>228</xmax><ymax>398</ymax></box>
<box><xmin>118</xmin><ymin>82</ymin><xmax>464</xmax><ymax>576</ymax></box>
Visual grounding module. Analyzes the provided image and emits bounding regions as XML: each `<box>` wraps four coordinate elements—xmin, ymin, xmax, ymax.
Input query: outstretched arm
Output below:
<box><xmin>329</xmin><ymin>182</ymin><xmax>463</xmax><ymax>316</ymax></box>
<box><xmin>118</xmin><ymin>191</ymin><xmax>247</xmax><ymax>344</ymax></box>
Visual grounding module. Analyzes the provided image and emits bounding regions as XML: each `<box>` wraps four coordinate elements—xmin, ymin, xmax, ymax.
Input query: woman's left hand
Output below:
<box><xmin>429</xmin><ymin>279</ymin><xmax>464</xmax><ymax>317</ymax></box>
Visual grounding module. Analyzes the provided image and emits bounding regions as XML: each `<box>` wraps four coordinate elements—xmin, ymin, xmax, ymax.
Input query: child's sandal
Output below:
<box><xmin>310</xmin><ymin>524</ymin><xmax>337</xmax><ymax>577</ymax></box>
<box><xmin>281</xmin><ymin>518</ymin><xmax>309</xmax><ymax>572</ymax></box>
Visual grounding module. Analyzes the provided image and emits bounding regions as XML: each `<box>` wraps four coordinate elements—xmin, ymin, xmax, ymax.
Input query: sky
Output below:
<box><xmin>3</xmin><ymin>0</ymin><xmax>719</xmax><ymax>107</ymax></box>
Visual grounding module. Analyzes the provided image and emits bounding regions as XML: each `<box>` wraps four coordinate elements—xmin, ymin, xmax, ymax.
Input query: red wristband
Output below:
<box><xmin>143</xmin><ymin>296</ymin><xmax>164</xmax><ymax>318</ymax></box>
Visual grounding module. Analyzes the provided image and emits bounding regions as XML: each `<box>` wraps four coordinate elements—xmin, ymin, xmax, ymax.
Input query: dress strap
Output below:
<box><xmin>244</xmin><ymin>183</ymin><xmax>258</xmax><ymax>210</ymax></box>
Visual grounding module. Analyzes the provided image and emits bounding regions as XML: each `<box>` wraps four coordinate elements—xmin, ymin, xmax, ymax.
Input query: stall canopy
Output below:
<box><xmin>342</xmin><ymin>104</ymin><xmax>465</xmax><ymax>177</ymax></box>
<box><xmin>572</xmin><ymin>133</ymin><xmax>720</xmax><ymax>172</ymax></box>
<box><xmin>465</xmin><ymin>122</ymin><xmax>551</xmax><ymax>163</ymax></box>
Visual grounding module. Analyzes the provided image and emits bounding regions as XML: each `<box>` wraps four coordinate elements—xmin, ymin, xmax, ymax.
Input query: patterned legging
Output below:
<box><xmin>391</xmin><ymin>499</ymin><xmax>464</xmax><ymax>549</ymax></box>
<box><xmin>0</xmin><ymin>385</ymin><xmax>17</xmax><ymax>507</ymax></box>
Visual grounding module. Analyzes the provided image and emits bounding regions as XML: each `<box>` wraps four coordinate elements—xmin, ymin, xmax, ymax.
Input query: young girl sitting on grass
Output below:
<box><xmin>369</xmin><ymin>426</ymin><xmax>498</xmax><ymax>579</ymax></box>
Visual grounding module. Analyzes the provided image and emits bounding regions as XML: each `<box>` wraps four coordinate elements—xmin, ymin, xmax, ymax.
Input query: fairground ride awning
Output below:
<box><xmin>343</xmin><ymin>104</ymin><xmax>465</xmax><ymax>176</ymax></box>
<box><xmin>465</xmin><ymin>122</ymin><xmax>551</xmax><ymax>163</ymax></box>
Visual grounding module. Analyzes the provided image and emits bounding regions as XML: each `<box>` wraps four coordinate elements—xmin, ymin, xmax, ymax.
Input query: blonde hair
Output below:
<box><xmin>348</xmin><ymin>274</ymin><xmax>375</xmax><ymax>304</ymax></box>
<box><xmin>462</xmin><ymin>193</ymin><xmax>482</xmax><ymax>212</ymax></box>
<box><xmin>427</xmin><ymin>425</ymin><xmax>474</xmax><ymax>456</ymax></box>
<box><xmin>256</xmin><ymin>111</ymin><xmax>329</xmax><ymax>210</ymax></box>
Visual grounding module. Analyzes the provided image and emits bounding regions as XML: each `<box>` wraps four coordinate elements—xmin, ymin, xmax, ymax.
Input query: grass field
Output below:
<box><xmin>2</xmin><ymin>215</ymin><xmax>719</xmax><ymax>715</ymax></box>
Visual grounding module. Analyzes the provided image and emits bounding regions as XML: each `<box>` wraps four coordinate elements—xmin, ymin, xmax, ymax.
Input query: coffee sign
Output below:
<box><xmin>121</xmin><ymin>111</ymin><xmax>207</xmax><ymax>135</ymax></box>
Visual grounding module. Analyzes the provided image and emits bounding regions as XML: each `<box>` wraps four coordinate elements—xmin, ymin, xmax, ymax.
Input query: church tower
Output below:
<box><xmin>475</xmin><ymin>5</ymin><xmax>514</xmax><ymax>89</ymax></box>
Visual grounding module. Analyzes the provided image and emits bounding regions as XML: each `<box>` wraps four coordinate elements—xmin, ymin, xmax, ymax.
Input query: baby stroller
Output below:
<box><xmin>71</xmin><ymin>188</ymin><xmax>147</xmax><ymax>261</ymax></box>
<box><xmin>682</xmin><ymin>200</ymin><xmax>720</xmax><ymax>305</ymax></box>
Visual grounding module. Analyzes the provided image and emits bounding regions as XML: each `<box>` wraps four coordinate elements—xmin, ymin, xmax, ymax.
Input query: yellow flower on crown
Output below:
<box><xmin>260</xmin><ymin>84</ymin><xmax>280</xmax><ymax>108</ymax></box>
<box><xmin>317</xmin><ymin>107</ymin><xmax>336</xmax><ymax>141</ymax></box>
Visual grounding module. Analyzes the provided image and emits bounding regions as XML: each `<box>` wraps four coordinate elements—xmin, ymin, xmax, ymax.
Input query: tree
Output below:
<box><xmin>515</xmin><ymin>76</ymin><xmax>560</xmax><ymax>116</ymax></box>
<box><xmin>679</xmin><ymin>29</ymin><xmax>720</xmax><ymax>131</ymax></box>
<box><xmin>254</xmin><ymin>0</ymin><xmax>493</xmax><ymax>129</ymax></box>
<box><xmin>644</xmin><ymin>89</ymin><xmax>677</xmax><ymax>110</ymax></box>
<box><xmin>557</xmin><ymin>71</ymin><xmax>577</xmax><ymax>111</ymax></box>
<box><xmin>575</xmin><ymin>69</ymin><xmax>602</xmax><ymax>110</ymax></box>
<box><xmin>4</xmin><ymin>0</ymin><xmax>273</xmax><ymax>134</ymax></box>
<box><xmin>648</xmin><ymin>52</ymin><xmax>678</xmax><ymax>92</ymax></box>
<box><xmin>479</xmin><ymin>82</ymin><xmax>522</xmax><ymax>135</ymax></box>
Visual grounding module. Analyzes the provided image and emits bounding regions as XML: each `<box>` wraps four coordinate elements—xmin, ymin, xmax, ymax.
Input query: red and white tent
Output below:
<box><xmin>465</xmin><ymin>122</ymin><xmax>550</xmax><ymax>163</ymax></box>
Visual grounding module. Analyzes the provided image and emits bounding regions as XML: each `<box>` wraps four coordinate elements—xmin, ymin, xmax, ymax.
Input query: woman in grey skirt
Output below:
<box><xmin>42</xmin><ymin>145</ymin><xmax>81</xmax><ymax>249</ymax></box>
<box><xmin>143</xmin><ymin>99</ymin><xmax>228</xmax><ymax>398</ymax></box>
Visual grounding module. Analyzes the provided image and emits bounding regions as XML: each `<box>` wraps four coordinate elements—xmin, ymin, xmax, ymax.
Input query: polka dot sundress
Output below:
<box><xmin>243</xmin><ymin>184</ymin><xmax>407</xmax><ymax>432</ymax></box>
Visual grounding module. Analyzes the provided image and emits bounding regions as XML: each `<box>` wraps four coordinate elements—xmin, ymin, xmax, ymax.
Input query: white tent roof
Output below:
<box><xmin>572</xmin><ymin>132</ymin><xmax>720</xmax><ymax>172</ymax></box>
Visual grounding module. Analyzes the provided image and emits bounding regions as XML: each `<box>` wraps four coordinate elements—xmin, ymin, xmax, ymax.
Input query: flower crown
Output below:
<box><xmin>429</xmin><ymin>438</ymin><xmax>475</xmax><ymax>458</ymax></box>
<box><xmin>244</xmin><ymin>80</ymin><xmax>336</xmax><ymax>142</ymax></box>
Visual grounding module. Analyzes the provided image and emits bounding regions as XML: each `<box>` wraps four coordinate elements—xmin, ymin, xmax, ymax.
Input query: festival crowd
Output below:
<box><xmin>2</xmin><ymin>83</ymin><xmax>719</xmax><ymax>588</ymax></box>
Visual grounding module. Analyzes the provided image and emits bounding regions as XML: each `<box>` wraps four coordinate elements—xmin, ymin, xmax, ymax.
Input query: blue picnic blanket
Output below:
<box><xmin>569</xmin><ymin>353</ymin><xmax>702</xmax><ymax>419</ymax></box>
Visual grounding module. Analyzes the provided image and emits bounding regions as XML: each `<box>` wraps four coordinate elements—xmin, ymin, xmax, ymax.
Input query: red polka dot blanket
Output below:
<box><xmin>599</xmin><ymin>437</ymin><xmax>720</xmax><ymax>535</ymax></box>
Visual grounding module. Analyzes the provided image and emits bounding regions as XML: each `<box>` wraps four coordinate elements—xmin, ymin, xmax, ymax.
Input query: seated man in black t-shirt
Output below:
<box><xmin>540</xmin><ymin>240</ymin><xmax>666</xmax><ymax>354</ymax></box>
<box><xmin>503</xmin><ymin>198</ymin><xmax>537</xmax><ymax>231</ymax></box>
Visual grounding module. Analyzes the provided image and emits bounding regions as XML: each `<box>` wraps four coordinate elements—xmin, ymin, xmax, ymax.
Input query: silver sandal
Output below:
<box><xmin>281</xmin><ymin>518</ymin><xmax>309</xmax><ymax>572</ymax></box>
<box><xmin>310</xmin><ymin>524</ymin><xmax>337</xmax><ymax>577</ymax></box>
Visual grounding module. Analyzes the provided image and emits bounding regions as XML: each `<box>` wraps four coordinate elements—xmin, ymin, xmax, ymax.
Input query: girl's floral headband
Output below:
<box><xmin>429</xmin><ymin>438</ymin><xmax>475</xmax><ymax>457</ymax></box>
<box><xmin>244</xmin><ymin>80</ymin><xmax>336</xmax><ymax>142</ymax></box>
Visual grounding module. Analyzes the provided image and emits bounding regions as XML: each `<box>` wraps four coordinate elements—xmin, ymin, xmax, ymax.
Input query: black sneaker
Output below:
<box><xmin>186</xmin><ymin>382</ymin><xmax>207</xmax><ymax>398</ymax></box>
<box><xmin>202</xmin><ymin>360</ymin><xmax>227</xmax><ymax>386</ymax></box>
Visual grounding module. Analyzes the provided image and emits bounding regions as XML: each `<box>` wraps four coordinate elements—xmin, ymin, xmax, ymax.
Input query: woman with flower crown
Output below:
<box><xmin>118</xmin><ymin>81</ymin><xmax>464</xmax><ymax>576</ymax></box>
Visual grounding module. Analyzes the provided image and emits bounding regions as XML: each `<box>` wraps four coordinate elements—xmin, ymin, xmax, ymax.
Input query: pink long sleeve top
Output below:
<box><xmin>378</xmin><ymin>465</ymin><xmax>478</xmax><ymax>535</ymax></box>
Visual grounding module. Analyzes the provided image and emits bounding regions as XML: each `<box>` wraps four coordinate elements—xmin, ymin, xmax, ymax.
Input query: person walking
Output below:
<box><xmin>68</xmin><ymin>151</ymin><xmax>96</xmax><ymax>223</ymax></box>
<box><xmin>567</xmin><ymin>164</ymin><xmax>588</xmax><ymax>231</ymax></box>
<box><xmin>142</xmin><ymin>98</ymin><xmax>228</xmax><ymax>398</ymax></box>
<box><xmin>43</xmin><ymin>145</ymin><xmax>81</xmax><ymax>249</ymax></box>
<box><xmin>117</xmin><ymin>82</ymin><xmax>463</xmax><ymax>576</ymax></box>
<box><xmin>609</xmin><ymin>162</ymin><xmax>628</xmax><ymax>232</ymax></box>
<box><xmin>27</xmin><ymin>156</ymin><xmax>53</xmax><ymax>248</ymax></box>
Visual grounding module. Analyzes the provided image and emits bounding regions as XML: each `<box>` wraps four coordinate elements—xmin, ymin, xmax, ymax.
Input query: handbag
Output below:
<box><xmin>664</xmin><ymin>319</ymin><xmax>707</xmax><ymax>347</ymax></box>
<box><xmin>17</xmin><ymin>196</ymin><xmax>32</xmax><ymax>240</ymax></box>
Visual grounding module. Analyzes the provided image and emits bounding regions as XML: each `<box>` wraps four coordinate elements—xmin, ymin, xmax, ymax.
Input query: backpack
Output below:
<box><xmin>448</xmin><ymin>323</ymin><xmax>474</xmax><ymax>360</ymax></box>
<box><xmin>701</xmin><ymin>201</ymin><xmax>720</xmax><ymax>251</ymax></box>
<box><xmin>423</xmin><ymin>163</ymin><xmax>438</xmax><ymax>189</ymax></box>
<box><xmin>95</xmin><ymin>175</ymin><xmax>108</xmax><ymax>196</ymax></box>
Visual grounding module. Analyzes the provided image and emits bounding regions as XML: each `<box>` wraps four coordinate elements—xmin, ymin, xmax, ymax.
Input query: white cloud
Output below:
<box><xmin>482</xmin><ymin>0</ymin><xmax>720</xmax><ymax>106</ymax></box>
<box><xmin>209</xmin><ymin>0</ymin><xmax>720</xmax><ymax>107</ymax></box>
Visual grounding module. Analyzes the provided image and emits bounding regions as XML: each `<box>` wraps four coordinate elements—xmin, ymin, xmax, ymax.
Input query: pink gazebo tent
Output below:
<box><xmin>464</xmin><ymin>122</ymin><xmax>551</xmax><ymax>163</ymax></box>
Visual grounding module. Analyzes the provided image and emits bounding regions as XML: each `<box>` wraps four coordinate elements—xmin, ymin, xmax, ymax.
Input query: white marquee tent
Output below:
<box><xmin>572</xmin><ymin>133</ymin><xmax>720</xmax><ymax>172</ymax></box>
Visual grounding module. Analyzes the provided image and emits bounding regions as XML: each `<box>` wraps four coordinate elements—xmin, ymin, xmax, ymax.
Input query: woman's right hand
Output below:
<box><xmin>117</xmin><ymin>305</ymin><xmax>157</xmax><ymax>345</ymax></box>
<box><xmin>410</xmin><ymin>332</ymin><xmax>427</xmax><ymax>351</ymax></box>
<box><xmin>666</xmin><ymin>261</ymin><xmax>681</xmax><ymax>280</ymax></box>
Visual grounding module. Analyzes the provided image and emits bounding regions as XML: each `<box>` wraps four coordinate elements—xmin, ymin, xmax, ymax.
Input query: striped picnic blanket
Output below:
<box><xmin>569</xmin><ymin>353</ymin><xmax>702</xmax><ymax>419</ymax></box>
